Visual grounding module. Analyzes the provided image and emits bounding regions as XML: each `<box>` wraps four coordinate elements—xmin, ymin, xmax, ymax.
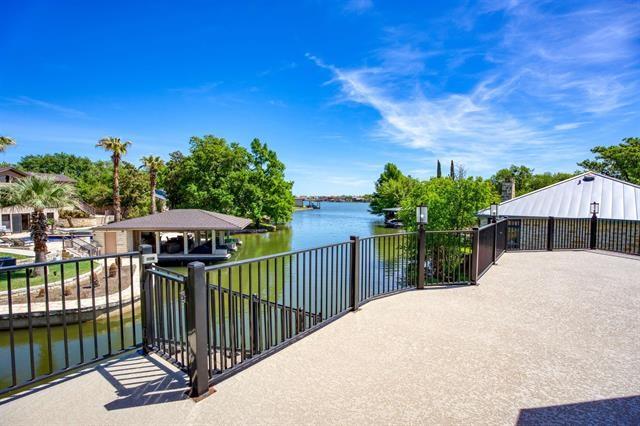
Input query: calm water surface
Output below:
<box><xmin>230</xmin><ymin>202</ymin><xmax>390</xmax><ymax>260</ymax></box>
<box><xmin>1</xmin><ymin>202</ymin><xmax>390</xmax><ymax>389</ymax></box>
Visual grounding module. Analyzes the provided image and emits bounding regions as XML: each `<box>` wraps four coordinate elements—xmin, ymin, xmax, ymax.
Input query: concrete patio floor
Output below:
<box><xmin>1</xmin><ymin>250</ymin><xmax>639</xmax><ymax>425</ymax></box>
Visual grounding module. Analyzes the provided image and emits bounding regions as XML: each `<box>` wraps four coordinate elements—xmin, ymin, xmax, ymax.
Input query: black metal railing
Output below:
<box><xmin>202</xmin><ymin>241</ymin><xmax>353</xmax><ymax>385</ymax></box>
<box><xmin>358</xmin><ymin>233</ymin><xmax>417</xmax><ymax>302</ymax></box>
<box><xmin>142</xmin><ymin>265</ymin><xmax>188</xmax><ymax>371</ymax></box>
<box><xmin>425</xmin><ymin>230</ymin><xmax>475</xmax><ymax>285</ymax></box>
<box><xmin>506</xmin><ymin>216</ymin><xmax>639</xmax><ymax>255</ymax></box>
<box><xmin>596</xmin><ymin>219</ymin><xmax>640</xmax><ymax>255</ymax></box>
<box><xmin>0</xmin><ymin>252</ymin><xmax>141</xmax><ymax>396</ymax></box>
<box><xmin>62</xmin><ymin>236</ymin><xmax>101</xmax><ymax>257</ymax></box>
<box><xmin>172</xmin><ymin>229</ymin><xmax>485</xmax><ymax>397</ymax></box>
<box><xmin>474</xmin><ymin>219</ymin><xmax>508</xmax><ymax>279</ymax></box>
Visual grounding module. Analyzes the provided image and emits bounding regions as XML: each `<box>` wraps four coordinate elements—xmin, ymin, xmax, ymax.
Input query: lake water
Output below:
<box><xmin>228</xmin><ymin>202</ymin><xmax>391</xmax><ymax>260</ymax></box>
<box><xmin>1</xmin><ymin>202</ymin><xmax>392</xmax><ymax>390</ymax></box>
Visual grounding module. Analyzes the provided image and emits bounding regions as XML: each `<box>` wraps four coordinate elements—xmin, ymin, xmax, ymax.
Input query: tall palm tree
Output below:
<box><xmin>140</xmin><ymin>155</ymin><xmax>164</xmax><ymax>214</ymax></box>
<box><xmin>0</xmin><ymin>136</ymin><xmax>16</xmax><ymax>152</ymax></box>
<box><xmin>97</xmin><ymin>137</ymin><xmax>131</xmax><ymax>222</ymax></box>
<box><xmin>0</xmin><ymin>176</ymin><xmax>77</xmax><ymax>272</ymax></box>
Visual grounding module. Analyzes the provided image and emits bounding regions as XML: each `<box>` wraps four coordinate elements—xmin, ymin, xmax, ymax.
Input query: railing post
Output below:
<box><xmin>417</xmin><ymin>225</ymin><xmax>426</xmax><ymax>289</ymax></box>
<box><xmin>185</xmin><ymin>261</ymin><xmax>210</xmax><ymax>399</ymax></box>
<box><xmin>590</xmin><ymin>214</ymin><xmax>598</xmax><ymax>249</ymax></box>
<box><xmin>492</xmin><ymin>222</ymin><xmax>497</xmax><ymax>265</ymax></box>
<box><xmin>138</xmin><ymin>244</ymin><xmax>154</xmax><ymax>354</ymax></box>
<box><xmin>547</xmin><ymin>217</ymin><xmax>555</xmax><ymax>251</ymax></box>
<box><xmin>349</xmin><ymin>236</ymin><xmax>360</xmax><ymax>310</ymax></box>
<box><xmin>251</xmin><ymin>294</ymin><xmax>260</xmax><ymax>355</ymax></box>
<box><xmin>470</xmin><ymin>227</ymin><xmax>480</xmax><ymax>285</ymax></box>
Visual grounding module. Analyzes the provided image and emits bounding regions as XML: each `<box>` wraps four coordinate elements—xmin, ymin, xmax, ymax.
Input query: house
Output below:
<box><xmin>478</xmin><ymin>172</ymin><xmax>640</xmax><ymax>252</ymax></box>
<box><xmin>92</xmin><ymin>209</ymin><xmax>252</xmax><ymax>263</ymax></box>
<box><xmin>478</xmin><ymin>171</ymin><xmax>640</xmax><ymax>221</ymax></box>
<box><xmin>0</xmin><ymin>166</ymin><xmax>78</xmax><ymax>233</ymax></box>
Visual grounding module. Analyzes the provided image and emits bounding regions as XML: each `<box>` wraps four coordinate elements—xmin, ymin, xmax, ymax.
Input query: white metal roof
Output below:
<box><xmin>478</xmin><ymin>172</ymin><xmax>640</xmax><ymax>220</ymax></box>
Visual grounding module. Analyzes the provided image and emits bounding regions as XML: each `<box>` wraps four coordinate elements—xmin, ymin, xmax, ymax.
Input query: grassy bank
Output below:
<box><xmin>0</xmin><ymin>260</ymin><xmax>98</xmax><ymax>291</ymax></box>
<box><xmin>0</xmin><ymin>251</ymin><xmax>34</xmax><ymax>260</ymax></box>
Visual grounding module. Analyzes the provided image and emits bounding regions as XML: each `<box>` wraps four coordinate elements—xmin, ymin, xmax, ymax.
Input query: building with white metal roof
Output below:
<box><xmin>478</xmin><ymin>172</ymin><xmax>640</xmax><ymax>220</ymax></box>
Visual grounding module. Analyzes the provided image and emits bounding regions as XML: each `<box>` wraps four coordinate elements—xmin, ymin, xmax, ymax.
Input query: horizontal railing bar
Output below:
<box><xmin>203</xmin><ymin>241</ymin><xmax>352</xmax><ymax>271</ymax></box>
<box><xmin>148</xmin><ymin>268</ymin><xmax>187</xmax><ymax>283</ymax></box>
<box><xmin>0</xmin><ymin>251</ymin><xmax>138</xmax><ymax>272</ymax></box>
<box><xmin>359</xmin><ymin>232</ymin><xmax>417</xmax><ymax>240</ymax></box>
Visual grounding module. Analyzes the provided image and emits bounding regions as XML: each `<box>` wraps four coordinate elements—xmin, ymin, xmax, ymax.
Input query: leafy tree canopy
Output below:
<box><xmin>16</xmin><ymin>153</ymin><xmax>150</xmax><ymax>219</ymax></box>
<box><xmin>578</xmin><ymin>137</ymin><xmax>640</xmax><ymax>184</ymax></box>
<box><xmin>489</xmin><ymin>165</ymin><xmax>575</xmax><ymax>196</ymax></box>
<box><xmin>399</xmin><ymin>176</ymin><xmax>499</xmax><ymax>231</ymax></box>
<box><xmin>369</xmin><ymin>163</ymin><xmax>417</xmax><ymax>215</ymax></box>
<box><xmin>161</xmin><ymin>135</ymin><xmax>294</xmax><ymax>225</ymax></box>
<box><xmin>18</xmin><ymin>153</ymin><xmax>95</xmax><ymax>179</ymax></box>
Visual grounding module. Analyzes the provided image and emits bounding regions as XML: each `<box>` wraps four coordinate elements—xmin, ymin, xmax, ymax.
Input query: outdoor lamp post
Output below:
<box><xmin>416</xmin><ymin>206</ymin><xmax>428</xmax><ymax>226</ymax></box>
<box><xmin>416</xmin><ymin>206</ymin><xmax>428</xmax><ymax>290</ymax></box>
<box><xmin>589</xmin><ymin>201</ymin><xmax>599</xmax><ymax>250</ymax></box>
<box><xmin>490</xmin><ymin>203</ymin><xmax>499</xmax><ymax>223</ymax></box>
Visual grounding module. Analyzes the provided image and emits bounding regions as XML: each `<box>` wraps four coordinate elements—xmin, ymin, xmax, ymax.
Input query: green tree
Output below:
<box><xmin>140</xmin><ymin>155</ymin><xmax>164</xmax><ymax>214</ymax></box>
<box><xmin>490</xmin><ymin>165</ymin><xmax>576</xmax><ymax>196</ymax></box>
<box><xmin>249</xmin><ymin>138</ymin><xmax>294</xmax><ymax>224</ymax></box>
<box><xmin>0</xmin><ymin>136</ymin><xmax>15</xmax><ymax>152</ymax></box>
<box><xmin>161</xmin><ymin>135</ymin><xmax>294</xmax><ymax>227</ymax></box>
<box><xmin>369</xmin><ymin>163</ymin><xmax>413</xmax><ymax>215</ymax></box>
<box><xmin>96</xmin><ymin>137</ymin><xmax>132</xmax><ymax>221</ymax></box>
<box><xmin>400</xmin><ymin>176</ymin><xmax>498</xmax><ymax>231</ymax></box>
<box><xmin>18</xmin><ymin>153</ymin><xmax>95</xmax><ymax>180</ymax></box>
<box><xmin>578</xmin><ymin>137</ymin><xmax>640</xmax><ymax>184</ymax></box>
<box><xmin>436</xmin><ymin>160</ymin><xmax>442</xmax><ymax>178</ymax></box>
<box><xmin>490</xmin><ymin>165</ymin><xmax>534</xmax><ymax>196</ymax></box>
<box><xmin>118</xmin><ymin>163</ymin><xmax>151</xmax><ymax>218</ymax></box>
<box><xmin>0</xmin><ymin>176</ymin><xmax>77</xmax><ymax>270</ymax></box>
<box><xmin>449</xmin><ymin>160</ymin><xmax>455</xmax><ymax>179</ymax></box>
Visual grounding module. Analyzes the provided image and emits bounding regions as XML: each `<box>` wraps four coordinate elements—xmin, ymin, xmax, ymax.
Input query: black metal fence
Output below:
<box><xmin>506</xmin><ymin>216</ymin><xmax>640</xmax><ymax>255</ymax></box>
<box><xmin>475</xmin><ymin>219</ymin><xmax>508</xmax><ymax>279</ymax></box>
<box><xmin>0</xmin><ymin>252</ymin><xmax>141</xmax><ymax>396</ymax></box>
<box><xmin>11</xmin><ymin>215</ymin><xmax>635</xmax><ymax>398</ymax></box>
<box><xmin>203</xmin><ymin>240</ymin><xmax>353</xmax><ymax>385</ymax></box>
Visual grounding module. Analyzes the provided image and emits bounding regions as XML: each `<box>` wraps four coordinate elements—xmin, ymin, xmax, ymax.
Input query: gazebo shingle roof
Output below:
<box><xmin>94</xmin><ymin>209</ymin><xmax>252</xmax><ymax>231</ymax></box>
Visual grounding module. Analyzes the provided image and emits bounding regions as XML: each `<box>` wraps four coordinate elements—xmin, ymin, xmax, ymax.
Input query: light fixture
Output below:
<box><xmin>416</xmin><ymin>206</ymin><xmax>428</xmax><ymax>225</ymax></box>
<box><xmin>490</xmin><ymin>203</ymin><xmax>499</xmax><ymax>218</ymax></box>
<box><xmin>590</xmin><ymin>201</ymin><xmax>600</xmax><ymax>216</ymax></box>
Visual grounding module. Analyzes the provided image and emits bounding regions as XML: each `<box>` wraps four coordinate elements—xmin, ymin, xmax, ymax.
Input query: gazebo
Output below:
<box><xmin>92</xmin><ymin>209</ymin><xmax>252</xmax><ymax>263</ymax></box>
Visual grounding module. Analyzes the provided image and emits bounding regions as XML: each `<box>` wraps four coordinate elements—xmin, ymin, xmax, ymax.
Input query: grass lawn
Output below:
<box><xmin>0</xmin><ymin>260</ymin><xmax>98</xmax><ymax>291</ymax></box>
<box><xmin>0</xmin><ymin>251</ymin><xmax>34</xmax><ymax>260</ymax></box>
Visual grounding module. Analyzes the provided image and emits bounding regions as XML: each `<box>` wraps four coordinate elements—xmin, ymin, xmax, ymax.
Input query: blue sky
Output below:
<box><xmin>1</xmin><ymin>0</ymin><xmax>639</xmax><ymax>195</ymax></box>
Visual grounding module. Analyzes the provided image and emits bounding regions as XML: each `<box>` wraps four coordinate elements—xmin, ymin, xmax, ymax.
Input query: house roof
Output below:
<box><xmin>478</xmin><ymin>172</ymin><xmax>640</xmax><ymax>220</ymax></box>
<box><xmin>0</xmin><ymin>166</ymin><xmax>75</xmax><ymax>183</ymax></box>
<box><xmin>94</xmin><ymin>209</ymin><xmax>253</xmax><ymax>231</ymax></box>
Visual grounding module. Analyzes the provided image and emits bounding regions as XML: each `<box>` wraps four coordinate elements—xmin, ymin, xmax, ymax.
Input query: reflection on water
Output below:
<box><xmin>1</xmin><ymin>202</ymin><xmax>391</xmax><ymax>389</ymax></box>
<box><xmin>233</xmin><ymin>202</ymin><xmax>391</xmax><ymax>259</ymax></box>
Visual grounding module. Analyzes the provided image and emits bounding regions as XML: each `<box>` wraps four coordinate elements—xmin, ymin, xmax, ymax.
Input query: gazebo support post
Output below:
<box><xmin>183</xmin><ymin>232</ymin><xmax>188</xmax><ymax>255</ymax></box>
<box><xmin>211</xmin><ymin>230</ymin><xmax>216</xmax><ymax>254</ymax></box>
<box><xmin>155</xmin><ymin>232</ymin><xmax>161</xmax><ymax>254</ymax></box>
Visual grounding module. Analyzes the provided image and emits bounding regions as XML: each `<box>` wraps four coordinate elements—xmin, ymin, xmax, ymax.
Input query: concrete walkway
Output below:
<box><xmin>1</xmin><ymin>251</ymin><xmax>639</xmax><ymax>425</ymax></box>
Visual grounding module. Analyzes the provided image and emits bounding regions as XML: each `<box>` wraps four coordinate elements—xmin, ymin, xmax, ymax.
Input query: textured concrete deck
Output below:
<box><xmin>1</xmin><ymin>251</ymin><xmax>639</xmax><ymax>425</ymax></box>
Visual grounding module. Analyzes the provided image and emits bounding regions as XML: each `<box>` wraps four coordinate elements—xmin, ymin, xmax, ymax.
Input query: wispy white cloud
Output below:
<box><xmin>343</xmin><ymin>0</ymin><xmax>373</xmax><ymax>14</ymax></box>
<box><xmin>4</xmin><ymin>96</ymin><xmax>86</xmax><ymax>118</ymax></box>
<box><xmin>309</xmin><ymin>1</ymin><xmax>640</xmax><ymax>173</ymax></box>
<box><xmin>554</xmin><ymin>122</ymin><xmax>584</xmax><ymax>131</ymax></box>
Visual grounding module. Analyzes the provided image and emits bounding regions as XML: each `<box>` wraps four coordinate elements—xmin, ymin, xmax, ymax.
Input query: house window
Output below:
<box><xmin>1</xmin><ymin>214</ymin><xmax>10</xmax><ymax>229</ymax></box>
<box><xmin>46</xmin><ymin>212</ymin><xmax>54</xmax><ymax>219</ymax></box>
